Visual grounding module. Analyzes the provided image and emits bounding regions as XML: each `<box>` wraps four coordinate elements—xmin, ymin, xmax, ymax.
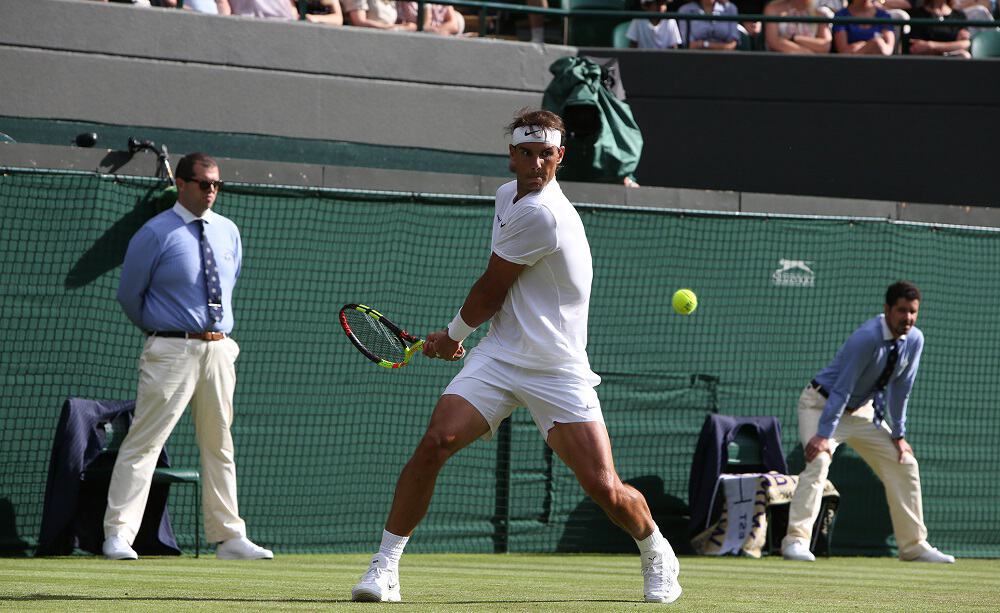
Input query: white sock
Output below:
<box><xmin>379</xmin><ymin>529</ymin><xmax>409</xmax><ymax>568</ymax></box>
<box><xmin>635</xmin><ymin>526</ymin><xmax>673</xmax><ymax>557</ymax></box>
<box><xmin>531</xmin><ymin>26</ymin><xmax>545</xmax><ymax>43</ymax></box>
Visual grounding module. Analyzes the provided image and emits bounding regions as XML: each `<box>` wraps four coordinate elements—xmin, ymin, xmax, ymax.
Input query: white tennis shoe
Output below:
<box><xmin>782</xmin><ymin>541</ymin><xmax>816</xmax><ymax>562</ymax></box>
<box><xmin>215</xmin><ymin>536</ymin><xmax>273</xmax><ymax>560</ymax></box>
<box><xmin>907</xmin><ymin>547</ymin><xmax>955</xmax><ymax>564</ymax></box>
<box><xmin>642</xmin><ymin>550</ymin><xmax>682</xmax><ymax>604</ymax></box>
<box><xmin>102</xmin><ymin>536</ymin><xmax>138</xmax><ymax>560</ymax></box>
<box><xmin>352</xmin><ymin>553</ymin><xmax>401</xmax><ymax>602</ymax></box>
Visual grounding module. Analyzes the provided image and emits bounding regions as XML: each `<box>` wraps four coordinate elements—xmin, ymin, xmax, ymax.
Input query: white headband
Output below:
<box><xmin>511</xmin><ymin>125</ymin><xmax>562</xmax><ymax>148</ymax></box>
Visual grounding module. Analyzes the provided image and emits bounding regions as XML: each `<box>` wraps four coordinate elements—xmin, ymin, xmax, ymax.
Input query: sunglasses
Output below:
<box><xmin>180</xmin><ymin>176</ymin><xmax>224</xmax><ymax>191</ymax></box>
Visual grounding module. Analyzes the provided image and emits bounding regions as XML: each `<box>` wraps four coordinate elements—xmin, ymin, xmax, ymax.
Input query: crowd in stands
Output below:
<box><xmin>88</xmin><ymin>0</ymin><xmax>997</xmax><ymax>55</ymax></box>
<box><xmin>622</xmin><ymin>0</ymin><xmax>996</xmax><ymax>56</ymax></box>
<box><xmin>87</xmin><ymin>0</ymin><xmax>466</xmax><ymax>34</ymax></box>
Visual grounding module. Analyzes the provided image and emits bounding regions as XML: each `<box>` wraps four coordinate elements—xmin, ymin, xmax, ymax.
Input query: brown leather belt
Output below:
<box><xmin>149</xmin><ymin>331</ymin><xmax>228</xmax><ymax>341</ymax></box>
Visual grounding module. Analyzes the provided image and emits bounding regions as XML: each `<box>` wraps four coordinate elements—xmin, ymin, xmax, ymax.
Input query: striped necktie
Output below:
<box><xmin>196</xmin><ymin>220</ymin><xmax>224</xmax><ymax>325</ymax></box>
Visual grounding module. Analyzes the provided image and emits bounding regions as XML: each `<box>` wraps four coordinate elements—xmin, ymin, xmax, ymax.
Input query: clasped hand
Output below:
<box><xmin>423</xmin><ymin>330</ymin><xmax>464</xmax><ymax>361</ymax></box>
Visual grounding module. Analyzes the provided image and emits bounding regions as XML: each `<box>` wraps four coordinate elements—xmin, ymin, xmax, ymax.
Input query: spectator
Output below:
<box><xmin>93</xmin><ymin>0</ymin><xmax>153</xmax><ymax>6</ymax></box>
<box><xmin>157</xmin><ymin>0</ymin><xmax>230</xmax><ymax>13</ymax></box>
<box><xmin>625</xmin><ymin>0</ymin><xmax>682</xmax><ymax>49</ymax></box>
<box><xmin>343</xmin><ymin>0</ymin><xmax>416</xmax><ymax>29</ymax></box>
<box><xmin>949</xmin><ymin>0</ymin><xmax>995</xmax><ymax>38</ymax></box>
<box><xmin>731</xmin><ymin>0</ymin><xmax>765</xmax><ymax>46</ymax></box>
<box><xmin>879</xmin><ymin>0</ymin><xmax>912</xmax><ymax>17</ymax></box>
<box><xmin>764</xmin><ymin>0</ymin><xmax>833</xmax><ymax>53</ymax></box>
<box><xmin>908</xmin><ymin>0</ymin><xmax>971</xmax><ymax>57</ymax></box>
<box><xmin>528</xmin><ymin>0</ymin><xmax>549</xmax><ymax>43</ymax></box>
<box><xmin>397</xmin><ymin>2</ymin><xmax>466</xmax><ymax>34</ymax></box>
<box><xmin>875</xmin><ymin>0</ymin><xmax>911</xmax><ymax>55</ymax></box>
<box><xmin>227</xmin><ymin>0</ymin><xmax>299</xmax><ymax>19</ymax></box>
<box><xmin>832</xmin><ymin>0</ymin><xmax>895</xmax><ymax>54</ymax></box>
<box><xmin>305</xmin><ymin>0</ymin><xmax>345</xmax><ymax>25</ymax></box>
<box><xmin>678</xmin><ymin>0</ymin><xmax>742</xmax><ymax>49</ymax></box>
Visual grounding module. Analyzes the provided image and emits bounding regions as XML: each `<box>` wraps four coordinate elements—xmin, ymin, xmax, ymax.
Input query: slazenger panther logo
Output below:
<box><xmin>771</xmin><ymin>259</ymin><xmax>815</xmax><ymax>287</ymax></box>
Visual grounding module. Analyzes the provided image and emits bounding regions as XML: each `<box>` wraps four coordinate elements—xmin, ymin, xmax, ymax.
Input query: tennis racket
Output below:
<box><xmin>339</xmin><ymin>303</ymin><xmax>464</xmax><ymax>369</ymax></box>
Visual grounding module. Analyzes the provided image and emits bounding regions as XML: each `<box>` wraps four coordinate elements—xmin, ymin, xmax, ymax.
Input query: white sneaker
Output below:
<box><xmin>215</xmin><ymin>536</ymin><xmax>274</xmax><ymax>560</ymax></box>
<box><xmin>641</xmin><ymin>550</ymin><xmax>682</xmax><ymax>604</ymax></box>
<box><xmin>102</xmin><ymin>536</ymin><xmax>138</xmax><ymax>560</ymax></box>
<box><xmin>908</xmin><ymin>547</ymin><xmax>955</xmax><ymax>564</ymax></box>
<box><xmin>351</xmin><ymin>553</ymin><xmax>401</xmax><ymax>602</ymax></box>
<box><xmin>783</xmin><ymin>541</ymin><xmax>816</xmax><ymax>562</ymax></box>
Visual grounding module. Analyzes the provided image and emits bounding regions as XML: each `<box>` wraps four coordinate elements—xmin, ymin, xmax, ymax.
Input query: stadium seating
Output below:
<box><xmin>612</xmin><ymin>20</ymin><xmax>632</xmax><ymax>48</ymax></box>
<box><xmin>565</xmin><ymin>0</ymin><xmax>631</xmax><ymax>46</ymax></box>
<box><xmin>971</xmin><ymin>30</ymin><xmax>1000</xmax><ymax>58</ymax></box>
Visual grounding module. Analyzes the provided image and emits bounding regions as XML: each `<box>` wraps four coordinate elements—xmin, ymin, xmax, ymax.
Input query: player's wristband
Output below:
<box><xmin>447</xmin><ymin>312</ymin><xmax>477</xmax><ymax>342</ymax></box>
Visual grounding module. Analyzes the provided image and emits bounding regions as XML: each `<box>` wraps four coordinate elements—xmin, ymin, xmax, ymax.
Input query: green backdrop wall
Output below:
<box><xmin>2</xmin><ymin>169</ymin><xmax>997</xmax><ymax>557</ymax></box>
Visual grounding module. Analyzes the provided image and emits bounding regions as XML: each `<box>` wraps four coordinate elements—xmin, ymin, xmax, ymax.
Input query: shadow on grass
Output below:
<box><xmin>11</xmin><ymin>595</ymin><xmax>350</xmax><ymax>604</ymax></box>
<box><xmin>12</xmin><ymin>595</ymin><xmax>636</xmax><ymax>604</ymax></box>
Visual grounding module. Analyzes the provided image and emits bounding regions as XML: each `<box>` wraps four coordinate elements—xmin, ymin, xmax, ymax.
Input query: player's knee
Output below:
<box><xmin>412</xmin><ymin>431</ymin><xmax>461</xmax><ymax>467</ymax></box>
<box><xmin>580</xmin><ymin>472</ymin><xmax>621</xmax><ymax>508</ymax></box>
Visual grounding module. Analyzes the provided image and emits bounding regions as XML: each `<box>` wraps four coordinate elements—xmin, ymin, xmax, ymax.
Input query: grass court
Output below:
<box><xmin>3</xmin><ymin>553</ymin><xmax>999</xmax><ymax>611</ymax></box>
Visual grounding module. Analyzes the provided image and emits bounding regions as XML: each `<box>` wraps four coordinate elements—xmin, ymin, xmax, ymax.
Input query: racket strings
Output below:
<box><xmin>346</xmin><ymin>309</ymin><xmax>407</xmax><ymax>363</ymax></box>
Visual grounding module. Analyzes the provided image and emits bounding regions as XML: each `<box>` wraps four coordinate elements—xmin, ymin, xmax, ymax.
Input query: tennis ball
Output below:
<box><xmin>672</xmin><ymin>288</ymin><xmax>698</xmax><ymax>315</ymax></box>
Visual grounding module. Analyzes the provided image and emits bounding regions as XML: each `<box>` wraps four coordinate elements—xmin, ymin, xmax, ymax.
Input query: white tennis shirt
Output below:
<box><xmin>475</xmin><ymin>178</ymin><xmax>597</xmax><ymax>375</ymax></box>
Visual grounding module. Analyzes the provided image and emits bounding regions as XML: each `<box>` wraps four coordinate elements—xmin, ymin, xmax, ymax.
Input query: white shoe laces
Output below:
<box><xmin>642</xmin><ymin>554</ymin><xmax>677</xmax><ymax>594</ymax></box>
<box><xmin>360</xmin><ymin>562</ymin><xmax>395</xmax><ymax>585</ymax></box>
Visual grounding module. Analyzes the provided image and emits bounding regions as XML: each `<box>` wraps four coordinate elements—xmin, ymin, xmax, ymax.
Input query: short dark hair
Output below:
<box><xmin>505</xmin><ymin>108</ymin><xmax>565</xmax><ymax>142</ymax></box>
<box><xmin>175</xmin><ymin>152</ymin><xmax>218</xmax><ymax>180</ymax></box>
<box><xmin>886</xmin><ymin>281</ymin><xmax>921</xmax><ymax>306</ymax></box>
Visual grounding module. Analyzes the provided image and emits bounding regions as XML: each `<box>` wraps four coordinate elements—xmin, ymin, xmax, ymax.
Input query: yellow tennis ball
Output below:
<box><xmin>672</xmin><ymin>289</ymin><xmax>698</xmax><ymax>315</ymax></box>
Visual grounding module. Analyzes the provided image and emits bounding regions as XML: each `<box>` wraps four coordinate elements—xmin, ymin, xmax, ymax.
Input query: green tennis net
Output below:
<box><xmin>2</xmin><ymin>168</ymin><xmax>998</xmax><ymax>557</ymax></box>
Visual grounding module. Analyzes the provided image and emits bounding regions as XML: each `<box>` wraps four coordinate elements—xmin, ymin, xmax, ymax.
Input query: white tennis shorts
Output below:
<box><xmin>443</xmin><ymin>349</ymin><xmax>604</xmax><ymax>440</ymax></box>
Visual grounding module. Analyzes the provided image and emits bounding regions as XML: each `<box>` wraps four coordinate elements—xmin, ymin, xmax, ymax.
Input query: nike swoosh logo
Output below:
<box><xmin>388</xmin><ymin>582</ymin><xmax>398</xmax><ymax>589</ymax></box>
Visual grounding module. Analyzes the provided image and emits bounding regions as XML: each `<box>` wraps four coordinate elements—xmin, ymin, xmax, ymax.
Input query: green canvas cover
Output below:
<box><xmin>542</xmin><ymin>56</ymin><xmax>644</xmax><ymax>184</ymax></box>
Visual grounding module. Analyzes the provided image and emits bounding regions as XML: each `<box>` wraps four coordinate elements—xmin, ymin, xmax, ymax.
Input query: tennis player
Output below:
<box><xmin>351</xmin><ymin>109</ymin><xmax>681</xmax><ymax>604</ymax></box>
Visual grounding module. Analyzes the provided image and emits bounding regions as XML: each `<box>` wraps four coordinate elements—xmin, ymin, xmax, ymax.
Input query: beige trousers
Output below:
<box><xmin>104</xmin><ymin>335</ymin><xmax>247</xmax><ymax>544</ymax></box>
<box><xmin>782</xmin><ymin>386</ymin><xmax>931</xmax><ymax>560</ymax></box>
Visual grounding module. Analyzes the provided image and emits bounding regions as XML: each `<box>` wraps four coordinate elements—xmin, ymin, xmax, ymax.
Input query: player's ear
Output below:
<box><xmin>557</xmin><ymin>146</ymin><xmax>565</xmax><ymax>163</ymax></box>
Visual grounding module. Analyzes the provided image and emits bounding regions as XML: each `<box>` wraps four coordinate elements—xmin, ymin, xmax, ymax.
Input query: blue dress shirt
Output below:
<box><xmin>812</xmin><ymin>314</ymin><xmax>923</xmax><ymax>440</ymax></box>
<box><xmin>118</xmin><ymin>203</ymin><xmax>242</xmax><ymax>334</ymax></box>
